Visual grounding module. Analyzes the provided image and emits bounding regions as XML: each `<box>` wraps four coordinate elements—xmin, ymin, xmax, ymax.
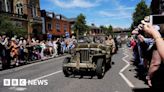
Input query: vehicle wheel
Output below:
<box><xmin>96</xmin><ymin>58</ymin><xmax>105</xmax><ymax>79</ymax></box>
<box><xmin>63</xmin><ymin>57</ymin><xmax>72</xmax><ymax>77</ymax></box>
<box><xmin>105</xmin><ymin>58</ymin><xmax>111</xmax><ymax>71</ymax></box>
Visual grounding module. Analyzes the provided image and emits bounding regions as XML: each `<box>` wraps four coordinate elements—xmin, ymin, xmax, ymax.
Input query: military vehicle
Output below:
<box><xmin>62</xmin><ymin>36</ymin><xmax>113</xmax><ymax>79</ymax></box>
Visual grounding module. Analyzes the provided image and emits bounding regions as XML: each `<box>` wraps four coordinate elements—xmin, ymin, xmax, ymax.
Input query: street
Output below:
<box><xmin>1</xmin><ymin>0</ymin><xmax>164</xmax><ymax>92</ymax></box>
<box><xmin>0</xmin><ymin>46</ymin><xmax>146</xmax><ymax>92</ymax></box>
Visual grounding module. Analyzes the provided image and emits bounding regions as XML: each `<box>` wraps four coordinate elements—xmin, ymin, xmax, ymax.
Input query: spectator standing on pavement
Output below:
<box><xmin>18</xmin><ymin>37</ymin><xmax>25</xmax><ymax>62</ymax></box>
<box><xmin>52</xmin><ymin>38</ymin><xmax>58</xmax><ymax>57</ymax></box>
<box><xmin>141</xmin><ymin>21</ymin><xmax>164</xmax><ymax>89</ymax></box>
<box><xmin>56</xmin><ymin>38</ymin><xmax>61</xmax><ymax>55</ymax></box>
<box><xmin>47</xmin><ymin>39</ymin><xmax>54</xmax><ymax>56</ymax></box>
<box><xmin>40</xmin><ymin>40</ymin><xmax>46</xmax><ymax>59</ymax></box>
<box><xmin>0</xmin><ymin>35</ymin><xmax>7</xmax><ymax>69</ymax></box>
<box><xmin>142</xmin><ymin>21</ymin><xmax>164</xmax><ymax>60</ymax></box>
<box><xmin>61</xmin><ymin>39</ymin><xmax>66</xmax><ymax>54</ymax></box>
<box><xmin>130</xmin><ymin>36</ymin><xmax>139</xmax><ymax>63</ymax></box>
<box><xmin>10</xmin><ymin>38</ymin><xmax>19</xmax><ymax>66</ymax></box>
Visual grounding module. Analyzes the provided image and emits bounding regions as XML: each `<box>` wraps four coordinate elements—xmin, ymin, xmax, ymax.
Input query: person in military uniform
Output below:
<box><xmin>105</xmin><ymin>35</ymin><xmax>116</xmax><ymax>54</ymax></box>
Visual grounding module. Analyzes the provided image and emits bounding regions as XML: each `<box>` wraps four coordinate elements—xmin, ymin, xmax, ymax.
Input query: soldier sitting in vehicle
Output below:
<box><xmin>105</xmin><ymin>35</ymin><xmax>116</xmax><ymax>54</ymax></box>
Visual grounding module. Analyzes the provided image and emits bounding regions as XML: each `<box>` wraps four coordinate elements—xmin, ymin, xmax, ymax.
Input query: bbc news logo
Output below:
<box><xmin>3</xmin><ymin>79</ymin><xmax>48</xmax><ymax>86</ymax></box>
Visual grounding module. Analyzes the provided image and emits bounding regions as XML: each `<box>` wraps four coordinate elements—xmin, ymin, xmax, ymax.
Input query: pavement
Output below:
<box><xmin>121</xmin><ymin>46</ymin><xmax>151</xmax><ymax>92</ymax></box>
<box><xmin>0</xmin><ymin>45</ymin><xmax>150</xmax><ymax>92</ymax></box>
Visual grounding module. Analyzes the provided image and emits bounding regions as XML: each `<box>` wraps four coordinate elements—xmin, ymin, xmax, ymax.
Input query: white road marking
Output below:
<box><xmin>32</xmin><ymin>70</ymin><xmax>62</xmax><ymax>80</ymax></box>
<box><xmin>7</xmin><ymin>56</ymin><xmax>65</xmax><ymax>91</ymax></box>
<box><xmin>9</xmin><ymin>87</ymin><xmax>27</xmax><ymax>91</ymax></box>
<box><xmin>15</xmin><ymin>87</ymin><xmax>27</xmax><ymax>91</ymax></box>
<box><xmin>119</xmin><ymin>48</ymin><xmax>135</xmax><ymax>88</ymax></box>
<box><xmin>9</xmin><ymin>70</ymin><xmax>62</xmax><ymax>91</ymax></box>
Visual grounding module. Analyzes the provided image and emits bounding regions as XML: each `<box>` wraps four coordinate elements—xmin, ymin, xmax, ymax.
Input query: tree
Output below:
<box><xmin>0</xmin><ymin>14</ymin><xmax>27</xmax><ymax>37</ymax></box>
<box><xmin>73</xmin><ymin>13</ymin><xmax>88</xmax><ymax>37</ymax></box>
<box><xmin>131</xmin><ymin>0</ymin><xmax>150</xmax><ymax>29</ymax></box>
<box><xmin>100</xmin><ymin>25</ymin><xmax>113</xmax><ymax>35</ymax></box>
<box><xmin>107</xmin><ymin>25</ymin><xmax>113</xmax><ymax>35</ymax></box>
<box><xmin>0</xmin><ymin>15</ymin><xmax>14</xmax><ymax>36</ymax></box>
<box><xmin>100</xmin><ymin>25</ymin><xmax>107</xmax><ymax>34</ymax></box>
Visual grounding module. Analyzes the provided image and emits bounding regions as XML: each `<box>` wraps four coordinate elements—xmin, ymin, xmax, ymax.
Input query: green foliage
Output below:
<box><xmin>0</xmin><ymin>14</ymin><xmax>27</xmax><ymax>37</ymax></box>
<box><xmin>108</xmin><ymin>25</ymin><xmax>113</xmax><ymax>35</ymax></box>
<box><xmin>85</xmin><ymin>25</ymin><xmax>90</xmax><ymax>34</ymax></box>
<box><xmin>73</xmin><ymin>13</ymin><xmax>88</xmax><ymax>36</ymax></box>
<box><xmin>131</xmin><ymin>0</ymin><xmax>150</xmax><ymax>29</ymax></box>
<box><xmin>100</xmin><ymin>25</ymin><xmax>113</xmax><ymax>35</ymax></box>
<box><xmin>100</xmin><ymin>25</ymin><xmax>107</xmax><ymax>32</ymax></box>
<box><xmin>15</xmin><ymin>27</ymin><xmax>27</xmax><ymax>37</ymax></box>
<box><xmin>0</xmin><ymin>15</ymin><xmax>13</xmax><ymax>35</ymax></box>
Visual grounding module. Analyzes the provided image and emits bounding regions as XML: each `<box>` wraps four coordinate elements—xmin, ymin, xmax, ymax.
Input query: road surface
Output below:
<box><xmin>0</xmin><ymin>46</ymin><xmax>147</xmax><ymax>92</ymax></box>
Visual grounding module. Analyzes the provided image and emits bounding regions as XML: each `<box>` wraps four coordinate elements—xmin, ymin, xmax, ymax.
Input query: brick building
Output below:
<box><xmin>41</xmin><ymin>10</ymin><xmax>74</xmax><ymax>37</ymax></box>
<box><xmin>89</xmin><ymin>24</ymin><xmax>104</xmax><ymax>36</ymax></box>
<box><xmin>0</xmin><ymin>0</ymin><xmax>75</xmax><ymax>39</ymax></box>
<box><xmin>0</xmin><ymin>0</ymin><xmax>43</xmax><ymax>39</ymax></box>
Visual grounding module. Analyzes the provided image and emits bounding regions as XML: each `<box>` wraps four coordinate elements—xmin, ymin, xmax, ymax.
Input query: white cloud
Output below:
<box><xmin>99</xmin><ymin>10</ymin><xmax>132</xmax><ymax>19</ymax></box>
<box><xmin>50</xmin><ymin>0</ymin><xmax>101</xmax><ymax>8</ymax></box>
<box><xmin>99</xmin><ymin>0</ymin><xmax>133</xmax><ymax>20</ymax></box>
<box><xmin>114</xmin><ymin>7</ymin><xmax>134</xmax><ymax>10</ymax></box>
<box><xmin>99</xmin><ymin>11</ymin><xmax>116</xmax><ymax>17</ymax></box>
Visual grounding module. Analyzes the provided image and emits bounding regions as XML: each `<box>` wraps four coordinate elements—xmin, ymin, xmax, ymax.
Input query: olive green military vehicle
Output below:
<box><xmin>62</xmin><ymin>36</ymin><xmax>113</xmax><ymax>79</ymax></box>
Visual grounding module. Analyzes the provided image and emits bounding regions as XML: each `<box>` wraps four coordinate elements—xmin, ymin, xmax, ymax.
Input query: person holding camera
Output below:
<box><xmin>142</xmin><ymin>21</ymin><xmax>164</xmax><ymax>60</ymax></box>
<box><xmin>139</xmin><ymin>18</ymin><xmax>164</xmax><ymax>89</ymax></box>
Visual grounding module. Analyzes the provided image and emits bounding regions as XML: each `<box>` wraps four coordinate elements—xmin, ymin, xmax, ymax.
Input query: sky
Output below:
<box><xmin>40</xmin><ymin>0</ymin><xmax>151</xmax><ymax>28</ymax></box>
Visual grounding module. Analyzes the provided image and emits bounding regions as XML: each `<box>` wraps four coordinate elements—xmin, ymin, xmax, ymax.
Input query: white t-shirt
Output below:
<box><xmin>53</xmin><ymin>41</ymin><xmax>57</xmax><ymax>49</ymax></box>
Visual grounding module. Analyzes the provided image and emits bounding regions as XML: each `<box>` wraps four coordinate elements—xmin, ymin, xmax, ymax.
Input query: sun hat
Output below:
<box><xmin>11</xmin><ymin>37</ymin><xmax>16</xmax><ymax>41</ymax></box>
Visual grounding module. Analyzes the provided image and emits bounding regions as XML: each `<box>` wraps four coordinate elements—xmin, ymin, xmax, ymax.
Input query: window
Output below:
<box><xmin>64</xmin><ymin>24</ymin><xmax>67</xmax><ymax>32</ymax></box>
<box><xmin>48</xmin><ymin>23</ymin><xmax>52</xmax><ymax>30</ymax></box>
<box><xmin>7</xmin><ymin>1</ymin><xmax>12</xmax><ymax>12</ymax></box>
<box><xmin>16</xmin><ymin>2</ymin><xmax>23</xmax><ymax>15</ymax></box>
<box><xmin>32</xmin><ymin>7</ymin><xmax>37</xmax><ymax>17</ymax></box>
<box><xmin>56</xmin><ymin>22</ymin><xmax>60</xmax><ymax>32</ymax></box>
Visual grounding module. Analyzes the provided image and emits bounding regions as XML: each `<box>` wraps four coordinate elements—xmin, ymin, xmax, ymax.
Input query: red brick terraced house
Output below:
<box><xmin>0</xmin><ymin>0</ymin><xmax>43</xmax><ymax>40</ymax></box>
<box><xmin>41</xmin><ymin>10</ymin><xmax>75</xmax><ymax>38</ymax></box>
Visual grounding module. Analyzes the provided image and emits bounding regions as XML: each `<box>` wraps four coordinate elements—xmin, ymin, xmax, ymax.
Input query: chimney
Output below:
<box><xmin>52</xmin><ymin>13</ymin><xmax>55</xmax><ymax>18</ymax></box>
<box><xmin>60</xmin><ymin>14</ymin><xmax>62</xmax><ymax>20</ymax></box>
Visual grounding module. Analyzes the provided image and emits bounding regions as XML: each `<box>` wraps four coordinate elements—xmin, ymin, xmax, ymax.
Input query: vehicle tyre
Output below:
<box><xmin>105</xmin><ymin>57</ymin><xmax>112</xmax><ymax>71</ymax></box>
<box><xmin>96</xmin><ymin>58</ymin><xmax>105</xmax><ymax>79</ymax></box>
<box><xmin>63</xmin><ymin>57</ymin><xmax>72</xmax><ymax>77</ymax></box>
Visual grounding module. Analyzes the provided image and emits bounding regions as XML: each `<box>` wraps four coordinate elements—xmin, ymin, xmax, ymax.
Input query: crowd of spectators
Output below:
<box><xmin>0</xmin><ymin>35</ymin><xmax>77</xmax><ymax>69</ymax></box>
<box><xmin>129</xmin><ymin>16</ymin><xmax>164</xmax><ymax>90</ymax></box>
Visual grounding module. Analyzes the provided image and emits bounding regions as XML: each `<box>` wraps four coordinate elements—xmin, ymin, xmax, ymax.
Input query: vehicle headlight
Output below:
<box><xmin>90</xmin><ymin>50</ymin><xmax>96</xmax><ymax>54</ymax></box>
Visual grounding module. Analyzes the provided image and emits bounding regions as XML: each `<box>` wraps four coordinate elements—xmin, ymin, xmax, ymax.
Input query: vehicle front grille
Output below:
<box><xmin>80</xmin><ymin>50</ymin><xmax>90</xmax><ymax>62</ymax></box>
